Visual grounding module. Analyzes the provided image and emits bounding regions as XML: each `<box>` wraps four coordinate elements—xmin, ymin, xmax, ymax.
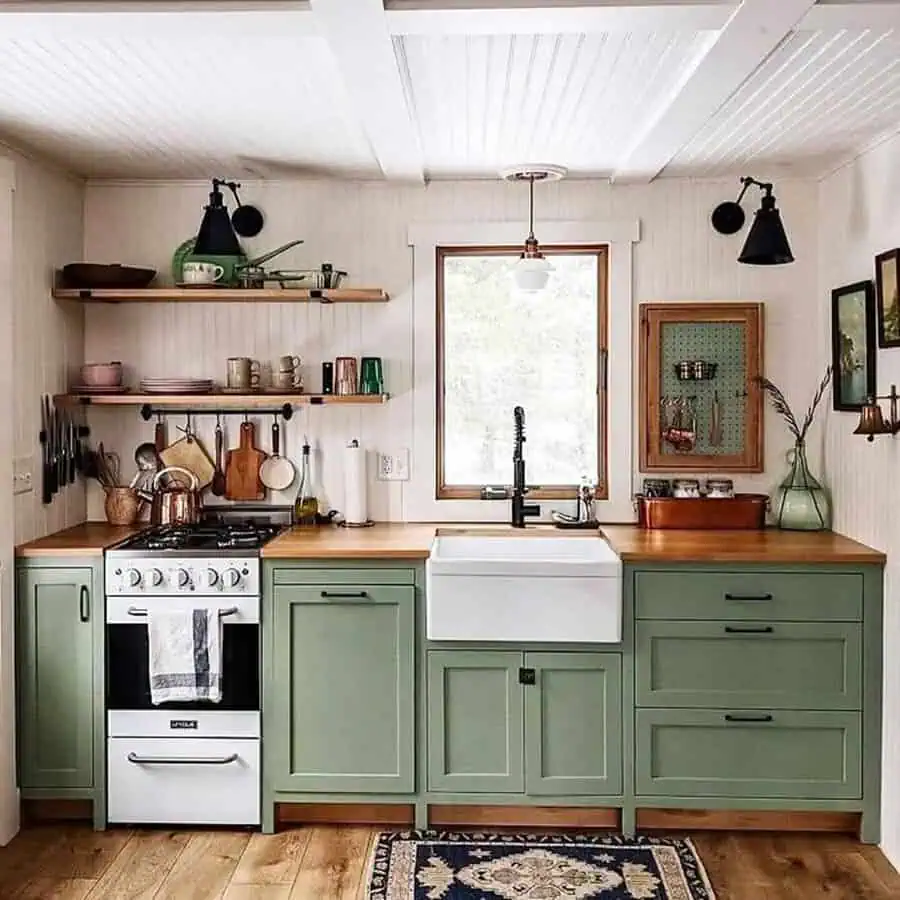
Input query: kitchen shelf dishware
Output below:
<box><xmin>640</xmin><ymin>302</ymin><xmax>764</xmax><ymax>472</ymax></box>
<box><xmin>52</xmin><ymin>285</ymin><xmax>389</xmax><ymax>304</ymax></box>
<box><xmin>54</xmin><ymin>392</ymin><xmax>390</xmax><ymax>410</ymax></box>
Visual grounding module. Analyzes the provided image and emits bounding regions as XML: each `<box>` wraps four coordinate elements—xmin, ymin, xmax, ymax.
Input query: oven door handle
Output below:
<box><xmin>126</xmin><ymin>606</ymin><xmax>239</xmax><ymax>618</ymax></box>
<box><xmin>127</xmin><ymin>752</ymin><xmax>239</xmax><ymax>766</ymax></box>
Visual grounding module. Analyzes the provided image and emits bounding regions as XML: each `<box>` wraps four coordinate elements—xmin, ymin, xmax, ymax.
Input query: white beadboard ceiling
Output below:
<box><xmin>0</xmin><ymin>0</ymin><xmax>899</xmax><ymax>183</ymax></box>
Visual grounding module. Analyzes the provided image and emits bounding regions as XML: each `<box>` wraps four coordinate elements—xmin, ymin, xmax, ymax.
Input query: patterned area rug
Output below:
<box><xmin>367</xmin><ymin>832</ymin><xmax>716</xmax><ymax>900</ymax></box>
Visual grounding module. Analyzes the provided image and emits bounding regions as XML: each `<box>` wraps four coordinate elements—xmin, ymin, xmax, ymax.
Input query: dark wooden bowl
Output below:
<box><xmin>62</xmin><ymin>263</ymin><xmax>156</xmax><ymax>289</ymax></box>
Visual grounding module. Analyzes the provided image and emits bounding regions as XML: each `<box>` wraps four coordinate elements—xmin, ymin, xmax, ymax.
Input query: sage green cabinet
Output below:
<box><xmin>16</xmin><ymin>567</ymin><xmax>95</xmax><ymax>790</ymax></box>
<box><xmin>269</xmin><ymin>582</ymin><xmax>415</xmax><ymax>794</ymax></box>
<box><xmin>635</xmin><ymin>620</ymin><xmax>862</xmax><ymax>710</ymax></box>
<box><xmin>427</xmin><ymin>650</ymin><xmax>622</xmax><ymax>796</ymax></box>
<box><xmin>635</xmin><ymin>708</ymin><xmax>862</xmax><ymax>799</ymax></box>
<box><xmin>525</xmin><ymin>652</ymin><xmax>622</xmax><ymax>796</ymax></box>
<box><xmin>427</xmin><ymin>651</ymin><xmax>524</xmax><ymax>794</ymax></box>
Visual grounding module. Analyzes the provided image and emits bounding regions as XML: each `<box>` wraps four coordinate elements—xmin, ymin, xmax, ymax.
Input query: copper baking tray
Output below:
<box><xmin>636</xmin><ymin>494</ymin><xmax>769</xmax><ymax>530</ymax></box>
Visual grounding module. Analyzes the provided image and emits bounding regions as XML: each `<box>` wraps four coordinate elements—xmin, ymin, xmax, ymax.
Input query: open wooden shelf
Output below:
<box><xmin>51</xmin><ymin>286</ymin><xmax>389</xmax><ymax>304</ymax></box>
<box><xmin>54</xmin><ymin>392</ymin><xmax>389</xmax><ymax>408</ymax></box>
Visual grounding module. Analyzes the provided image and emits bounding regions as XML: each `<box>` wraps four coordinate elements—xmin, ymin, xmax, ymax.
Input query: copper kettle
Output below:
<box><xmin>141</xmin><ymin>465</ymin><xmax>202</xmax><ymax>526</ymax></box>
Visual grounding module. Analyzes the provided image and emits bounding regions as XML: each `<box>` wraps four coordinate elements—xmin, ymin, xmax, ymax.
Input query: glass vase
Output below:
<box><xmin>771</xmin><ymin>441</ymin><xmax>831</xmax><ymax>531</ymax></box>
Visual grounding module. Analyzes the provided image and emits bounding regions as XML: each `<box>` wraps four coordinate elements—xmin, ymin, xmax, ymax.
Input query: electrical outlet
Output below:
<box><xmin>377</xmin><ymin>449</ymin><xmax>410</xmax><ymax>481</ymax></box>
<box><xmin>13</xmin><ymin>456</ymin><xmax>33</xmax><ymax>495</ymax></box>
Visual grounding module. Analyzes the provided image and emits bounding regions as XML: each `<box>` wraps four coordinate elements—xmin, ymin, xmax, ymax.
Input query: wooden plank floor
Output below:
<box><xmin>0</xmin><ymin>825</ymin><xmax>897</xmax><ymax>898</ymax></box>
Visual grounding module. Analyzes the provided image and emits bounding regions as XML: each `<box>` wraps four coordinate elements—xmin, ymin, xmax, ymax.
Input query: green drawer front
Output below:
<box><xmin>634</xmin><ymin>571</ymin><xmax>862</xmax><ymax>621</ymax></box>
<box><xmin>636</xmin><ymin>621</ymin><xmax>861</xmax><ymax>710</ymax></box>
<box><xmin>636</xmin><ymin>709</ymin><xmax>861</xmax><ymax>799</ymax></box>
<box><xmin>272</xmin><ymin>567</ymin><xmax>416</xmax><ymax>586</ymax></box>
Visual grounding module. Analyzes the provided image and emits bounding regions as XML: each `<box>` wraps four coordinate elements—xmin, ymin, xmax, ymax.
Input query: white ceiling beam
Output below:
<box><xmin>0</xmin><ymin>2</ymin><xmax>317</xmax><ymax>39</ymax></box>
<box><xmin>386</xmin><ymin>2</ymin><xmax>734</xmax><ymax>35</ymax></box>
<box><xmin>801</xmin><ymin>2</ymin><xmax>900</xmax><ymax>31</ymax></box>
<box><xmin>612</xmin><ymin>0</ymin><xmax>817</xmax><ymax>183</ymax></box>
<box><xmin>309</xmin><ymin>0</ymin><xmax>424</xmax><ymax>182</ymax></box>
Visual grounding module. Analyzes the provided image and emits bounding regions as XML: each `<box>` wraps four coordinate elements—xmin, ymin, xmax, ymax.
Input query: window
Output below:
<box><xmin>436</xmin><ymin>245</ymin><xmax>608</xmax><ymax>500</ymax></box>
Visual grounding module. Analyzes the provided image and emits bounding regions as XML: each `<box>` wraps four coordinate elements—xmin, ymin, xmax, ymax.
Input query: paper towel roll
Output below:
<box><xmin>343</xmin><ymin>440</ymin><xmax>368</xmax><ymax>524</ymax></box>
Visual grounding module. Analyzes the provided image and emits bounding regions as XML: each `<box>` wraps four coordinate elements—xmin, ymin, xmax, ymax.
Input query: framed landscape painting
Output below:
<box><xmin>876</xmin><ymin>248</ymin><xmax>900</xmax><ymax>347</ymax></box>
<box><xmin>831</xmin><ymin>280</ymin><xmax>876</xmax><ymax>411</ymax></box>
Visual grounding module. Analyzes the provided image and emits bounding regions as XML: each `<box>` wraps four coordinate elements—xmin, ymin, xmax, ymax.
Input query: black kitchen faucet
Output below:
<box><xmin>511</xmin><ymin>406</ymin><xmax>541</xmax><ymax>528</ymax></box>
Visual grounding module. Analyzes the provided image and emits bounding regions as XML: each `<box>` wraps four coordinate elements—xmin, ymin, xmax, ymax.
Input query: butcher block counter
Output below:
<box><xmin>261</xmin><ymin>522</ymin><xmax>885</xmax><ymax>564</ymax></box>
<box><xmin>15</xmin><ymin>522</ymin><xmax>145</xmax><ymax>557</ymax></box>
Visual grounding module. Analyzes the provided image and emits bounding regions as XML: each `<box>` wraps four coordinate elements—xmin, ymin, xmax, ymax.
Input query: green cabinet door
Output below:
<box><xmin>427</xmin><ymin>651</ymin><xmax>524</xmax><ymax>794</ymax></box>
<box><xmin>525</xmin><ymin>652</ymin><xmax>622</xmax><ymax>796</ymax></box>
<box><xmin>635</xmin><ymin>620</ymin><xmax>862</xmax><ymax>710</ymax></box>
<box><xmin>16</xmin><ymin>567</ymin><xmax>94</xmax><ymax>790</ymax></box>
<box><xmin>270</xmin><ymin>584</ymin><xmax>414</xmax><ymax>793</ymax></box>
<box><xmin>635</xmin><ymin>708</ymin><xmax>862</xmax><ymax>799</ymax></box>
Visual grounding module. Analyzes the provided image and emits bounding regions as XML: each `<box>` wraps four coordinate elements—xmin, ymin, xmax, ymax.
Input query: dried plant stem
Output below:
<box><xmin>755</xmin><ymin>366</ymin><xmax>832</xmax><ymax>444</ymax></box>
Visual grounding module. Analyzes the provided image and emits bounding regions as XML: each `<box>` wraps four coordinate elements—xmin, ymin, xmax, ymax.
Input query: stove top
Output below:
<box><xmin>121</xmin><ymin>522</ymin><xmax>284</xmax><ymax>552</ymax></box>
<box><xmin>110</xmin><ymin>506</ymin><xmax>292</xmax><ymax>556</ymax></box>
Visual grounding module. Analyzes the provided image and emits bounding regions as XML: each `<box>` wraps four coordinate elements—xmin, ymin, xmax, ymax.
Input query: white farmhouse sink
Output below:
<box><xmin>426</xmin><ymin>535</ymin><xmax>622</xmax><ymax>643</ymax></box>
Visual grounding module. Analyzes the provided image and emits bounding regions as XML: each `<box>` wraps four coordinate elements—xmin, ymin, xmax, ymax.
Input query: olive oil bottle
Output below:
<box><xmin>292</xmin><ymin>442</ymin><xmax>318</xmax><ymax>525</ymax></box>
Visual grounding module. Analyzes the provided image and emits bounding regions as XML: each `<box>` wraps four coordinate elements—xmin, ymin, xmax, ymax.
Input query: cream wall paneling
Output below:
<box><xmin>816</xmin><ymin>133</ymin><xmax>900</xmax><ymax>869</ymax></box>
<box><xmin>81</xmin><ymin>178</ymin><xmax>821</xmax><ymax>521</ymax></box>
<box><xmin>0</xmin><ymin>157</ymin><xmax>18</xmax><ymax>847</ymax></box>
<box><xmin>406</xmin><ymin>219</ymin><xmax>638</xmax><ymax>523</ymax></box>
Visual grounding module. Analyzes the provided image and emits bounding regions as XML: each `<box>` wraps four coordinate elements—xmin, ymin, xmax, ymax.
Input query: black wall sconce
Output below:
<box><xmin>711</xmin><ymin>176</ymin><xmax>794</xmax><ymax>266</ymax></box>
<box><xmin>853</xmin><ymin>386</ymin><xmax>900</xmax><ymax>441</ymax></box>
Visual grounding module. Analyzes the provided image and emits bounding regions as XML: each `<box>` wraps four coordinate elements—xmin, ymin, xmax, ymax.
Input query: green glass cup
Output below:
<box><xmin>359</xmin><ymin>357</ymin><xmax>384</xmax><ymax>395</ymax></box>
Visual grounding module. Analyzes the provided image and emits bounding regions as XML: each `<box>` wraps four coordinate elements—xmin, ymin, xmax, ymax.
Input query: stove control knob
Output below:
<box><xmin>125</xmin><ymin>568</ymin><xmax>142</xmax><ymax>588</ymax></box>
<box><xmin>173</xmin><ymin>568</ymin><xmax>190</xmax><ymax>588</ymax></box>
<box><xmin>224</xmin><ymin>568</ymin><xmax>242</xmax><ymax>588</ymax></box>
<box><xmin>206</xmin><ymin>568</ymin><xmax>220</xmax><ymax>588</ymax></box>
<box><xmin>148</xmin><ymin>568</ymin><xmax>163</xmax><ymax>587</ymax></box>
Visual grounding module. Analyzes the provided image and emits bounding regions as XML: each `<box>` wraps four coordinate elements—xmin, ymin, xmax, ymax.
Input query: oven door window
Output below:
<box><xmin>106</xmin><ymin>623</ymin><xmax>259</xmax><ymax>711</ymax></box>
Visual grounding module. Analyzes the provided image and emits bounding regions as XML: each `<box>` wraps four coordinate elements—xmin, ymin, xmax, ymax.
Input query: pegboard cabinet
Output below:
<box><xmin>639</xmin><ymin>303</ymin><xmax>764</xmax><ymax>473</ymax></box>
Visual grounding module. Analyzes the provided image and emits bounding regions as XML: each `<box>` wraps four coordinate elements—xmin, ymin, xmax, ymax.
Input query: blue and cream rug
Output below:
<box><xmin>367</xmin><ymin>832</ymin><xmax>716</xmax><ymax>899</ymax></box>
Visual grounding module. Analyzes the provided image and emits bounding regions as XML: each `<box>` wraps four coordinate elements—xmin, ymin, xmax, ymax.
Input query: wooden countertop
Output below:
<box><xmin>600</xmin><ymin>526</ymin><xmax>886</xmax><ymax>564</ymax></box>
<box><xmin>15</xmin><ymin>521</ymin><xmax>886</xmax><ymax>565</ymax></box>
<box><xmin>15</xmin><ymin>522</ymin><xmax>146</xmax><ymax>558</ymax></box>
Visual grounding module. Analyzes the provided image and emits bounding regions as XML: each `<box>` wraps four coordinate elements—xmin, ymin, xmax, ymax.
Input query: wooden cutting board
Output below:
<box><xmin>159</xmin><ymin>434</ymin><xmax>215</xmax><ymax>490</ymax></box>
<box><xmin>225</xmin><ymin>421</ymin><xmax>266</xmax><ymax>501</ymax></box>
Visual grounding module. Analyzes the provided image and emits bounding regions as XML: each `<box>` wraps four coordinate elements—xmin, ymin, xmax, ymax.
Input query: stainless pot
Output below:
<box><xmin>143</xmin><ymin>465</ymin><xmax>202</xmax><ymax>526</ymax></box>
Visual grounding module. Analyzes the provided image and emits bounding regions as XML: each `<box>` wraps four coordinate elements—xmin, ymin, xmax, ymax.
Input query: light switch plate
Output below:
<box><xmin>13</xmin><ymin>455</ymin><xmax>33</xmax><ymax>495</ymax></box>
<box><xmin>377</xmin><ymin>449</ymin><xmax>410</xmax><ymax>481</ymax></box>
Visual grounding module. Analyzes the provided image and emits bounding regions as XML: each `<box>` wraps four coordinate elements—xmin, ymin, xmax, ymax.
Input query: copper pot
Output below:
<box><xmin>145</xmin><ymin>465</ymin><xmax>202</xmax><ymax>526</ymax></box>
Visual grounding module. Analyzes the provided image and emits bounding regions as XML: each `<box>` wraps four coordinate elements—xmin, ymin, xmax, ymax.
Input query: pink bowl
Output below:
<box><xmin>80</xmin><ymin>362</ymin><xmax>123</xmax><ymax>387</ymax></box>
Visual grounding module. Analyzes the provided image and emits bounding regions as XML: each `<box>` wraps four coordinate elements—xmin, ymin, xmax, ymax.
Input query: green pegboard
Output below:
<box><xmin>660</xmin><ymin>322</ymin><xmax>747</xmax><ymax>457</ymax></box>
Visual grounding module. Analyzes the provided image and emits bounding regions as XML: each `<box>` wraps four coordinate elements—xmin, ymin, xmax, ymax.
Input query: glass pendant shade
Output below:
<box><xmin>738</xmin><ymin>191</ymin><xmax>794</xmax><ymax>265</ymax></box>
<box><xmin>194</xmin><ymin>183</ymin><xmax>243</xmax><ymax>256</ymax></box>
<box><xmin>515</xmin><ymin>255</ymin><xmax>553</xmax><ymax>292</ymax></box>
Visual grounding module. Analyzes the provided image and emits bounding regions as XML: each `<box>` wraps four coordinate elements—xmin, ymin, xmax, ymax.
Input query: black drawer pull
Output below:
<box><xmin>724</xmin><ymin>593</ymin><xmax>773</xmax><ymax>602</ymax></box>
<box><xmin>518</xmin><ymin>668</ymin><xmax>536</xmax><ymax>686</ymax></box>
<box><xmin>724</xmin><ymin>626</ymin><xmax>774</xmax><ymax>634</ymax></box>
<box><xmin>320</xmin><ymin>590</ymin><xmax>370</xmax><ymax>600</ymax></box>
<box><xmin>724</xmin><ymin>714</ymin><xmax>774</xmax><ymax>723</ymax></box>
<box><xmin>79</xmin><ymin>585</ymin><xmax>90</xmax><ymax>623</ymax></box>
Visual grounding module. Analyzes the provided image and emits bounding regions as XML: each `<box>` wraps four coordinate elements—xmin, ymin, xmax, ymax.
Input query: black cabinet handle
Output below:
<box><xmin>724</xmin><ymin>626</ymin><xmax>774</xmax><ymax>634</ymax></box>
<box><xmin>79</xmin><ymin>585</ymin><xmax>90</xmax><ymax>623</ymax></box>
<box><xmin>320</xmin><ymin>590</ymin><xmax>370</xmax><ymax>600</ymax></box>
<box><xmin>518</xmin><ymin>668</ymin><xmax>536</xmax><ymax>686</ymax></box>
<box><xmin>724</xmin><ymin>593</ymin><xmax>773</xmax><ymax>602</ymax></box>
<box><xmin>724</xmin><ymin>714</ymin><xmax>773</xmax><ymax>723</ymax></box>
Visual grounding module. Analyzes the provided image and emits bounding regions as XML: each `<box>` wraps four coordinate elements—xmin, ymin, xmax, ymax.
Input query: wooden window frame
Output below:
<box><xmin>435</xmin><ymin>244</ymin><xmax>609</xmax><ymax>501</ymax></box>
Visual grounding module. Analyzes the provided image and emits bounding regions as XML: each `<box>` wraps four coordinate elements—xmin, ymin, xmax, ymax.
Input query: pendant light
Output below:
<box><xmin>711</xmin><ymin>176</ymin><xmax>794</xmax><ymax>266</ymax></box>
<box><xmin>501</xmin><ymin>165</ymin><xmax>567</xmax><ymax>291</ymax></box>
<box><xmin>194</xmin><ymin>178</ymin><xmax>243</xmax><ymax>256</ymax></box>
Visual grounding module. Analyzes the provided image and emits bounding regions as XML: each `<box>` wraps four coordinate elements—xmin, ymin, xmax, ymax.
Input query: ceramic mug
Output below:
<box><xmin>182</xmin><ymin>261</ymin><xmax>225</xmax><ymax>285</ymax></box>
<box><xmin>227</xmin><ymin>357</ymin><xmax>260</xmax><ymax>390</ymax></box>
<box><xmin>278</xmin><ymin>355</ymin><xmax>301</xmax><ymax>373</ymax></box>
<box><xmin>272</xmin><ymin>370</ymin><xmax>301</xmax><ymax>391</ymax></box>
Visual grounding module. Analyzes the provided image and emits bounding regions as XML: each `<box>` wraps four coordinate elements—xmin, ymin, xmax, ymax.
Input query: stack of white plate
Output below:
<box><xmin>139</xmin><ymin>377</ymin><xmax>214</xmax><ymax>395</ymax></box>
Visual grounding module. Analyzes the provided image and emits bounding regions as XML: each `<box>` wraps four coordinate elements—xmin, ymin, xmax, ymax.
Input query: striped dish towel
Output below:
<box><xmin>148</xmin><ymin>609</ymin><xmax>222</xmax><ymax>704</ymax></box>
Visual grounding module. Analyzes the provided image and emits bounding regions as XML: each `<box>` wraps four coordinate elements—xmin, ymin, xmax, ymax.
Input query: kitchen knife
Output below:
<box><xmin>39</xmin><ymin>395</ymin><xmax>51</xmax><ymax>504</ymax></box>
<box><xmin>47</xmin><ymin>397</ymin><xmax>58</xmax><ymax>498</ymax></box>
<box><xmin>56</xmin><ymin>405</ymin><xmax>65</xmax><ymax>490</ymax></box>
<box><xmin>68</xmin><ymin>415</ymin><xmax>77</xmax><ymax>484</ymax></box>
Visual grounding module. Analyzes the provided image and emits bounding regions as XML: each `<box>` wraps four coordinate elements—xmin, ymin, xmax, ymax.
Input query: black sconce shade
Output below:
<box><xmin>194</xmin><ymin>180</ymin><xmax>243</xmax><ymax>256</ymax></box>
<box><xmin>738</xmin><ymin>187</ymin><xmax>794</xmax><ymax>266</ymax></box>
